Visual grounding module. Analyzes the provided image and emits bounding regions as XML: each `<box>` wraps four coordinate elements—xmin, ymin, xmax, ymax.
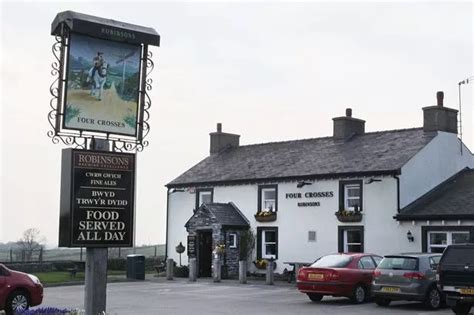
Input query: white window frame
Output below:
<box><xmin>427</xmin><ymin>231</ymin><xmax>470</xmax><ymax>253</ymax></box>
<box><xmin>262</xmin><ymin>230</ymin><xmax>277</xmax><ymax>259</ymax></box>
<box><xmin>344</xmin><ymin>184</ymin><xmax>361</xmax><ymax>210</ymax></box>
<box><xmin>261</xmin><ymin>188</ymin><xmax>276</xmax><ymax>212</ymax></box>
<box><xmin>228</xmin><ymin>233</ymin><xmax>237</xmax><ymax>248</ymax></box>
<box><xmin>344</xmin><ymin>229</ymin><xmax>362</xmax><ymax>252</ymax></box>
<box><xmin>198</xmin><ymin>191</ymin><xmax>212</xmax><ymax>206</ymax></box>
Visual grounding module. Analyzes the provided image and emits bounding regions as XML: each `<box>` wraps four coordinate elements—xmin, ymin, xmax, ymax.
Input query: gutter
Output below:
<box><xmin>167</xmin><ymin>169</ymin><xmax>401</xmax><ymax>189</ymax></box>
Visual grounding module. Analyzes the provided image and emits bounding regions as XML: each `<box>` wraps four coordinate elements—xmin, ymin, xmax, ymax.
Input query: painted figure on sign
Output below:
<box><xmin>87</xmin><ymin>52</ymin><xmax>108</xmax><ymax>100</ymax></box>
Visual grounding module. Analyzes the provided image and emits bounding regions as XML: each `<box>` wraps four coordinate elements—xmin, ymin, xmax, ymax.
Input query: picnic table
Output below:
<box><xmin>283</xmin><ymin>261</ymin><xmax>311</xmax><ymax>283</ymax></box>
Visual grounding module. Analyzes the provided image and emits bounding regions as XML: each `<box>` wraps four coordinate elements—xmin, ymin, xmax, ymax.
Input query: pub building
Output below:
<box><xmin>165</xmin><ymin>91</ymin><xmax>474</xmax><ymax>277</ymax></box>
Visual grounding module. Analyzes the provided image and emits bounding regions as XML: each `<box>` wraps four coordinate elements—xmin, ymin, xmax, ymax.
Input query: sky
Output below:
<box><xmin>0</xmin><ymin>1</ymin><xmax>473</xmax><ymax>248</ymax></box>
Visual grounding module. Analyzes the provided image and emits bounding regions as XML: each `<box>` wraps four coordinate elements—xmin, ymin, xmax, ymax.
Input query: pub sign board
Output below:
<box><xmin>63</xmin><ymin>33</ymin><xmax>142</xmax><ymax>136</ymax></box>
<box><xmin>59</xmin><ymin>149</ymin><xmax>135</xmax><ymax>247</ymax></box>
<box><xmin>50</xmin><ymin>11</ymin><xmax>160</xmax><ymax>140</ymax></box>
<box><xmin>187</xmin><ymin>235</ymin><xmax>196</xmax><ymax>258</ymax></box>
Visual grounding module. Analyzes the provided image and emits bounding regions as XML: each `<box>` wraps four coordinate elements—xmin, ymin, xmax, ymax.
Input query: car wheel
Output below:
<box><xmin>424</xmin><ymin>287</ymin><xmax>441</xmax><ymax>310</ymax></box>
<box><xmin>351</xmin><ymin>285</ymin><xmax>366</xmax><ymax>304</ymax></box>
<box><xmin>307</xmin><ymin>293</ymin><xmax>323</xmax><ymax>302</ymax></box>
<box><xmin>375</xmin><ymin>297</ymin><xmax>391</xmax><ymax>307</ymax></box>
<box><xmin>451</xmin><ymin>303</ymin><xmax>472</xmax><ymax>315</ymax></box>
<box><xmin>5</xmin><ymin>290</ymin><xmax>30</xmax><ymax>315</ymax></box>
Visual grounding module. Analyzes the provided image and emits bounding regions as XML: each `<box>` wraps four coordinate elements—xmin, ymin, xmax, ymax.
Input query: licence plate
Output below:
<box><xmin>308</xmin><ymin>273</ymin><xmax>324</xmax><ymax>280</ymax></box>
<box><xmin>460</xmin><ymin>288</ymin><xmax>474</xmax><ymax>295</ymax></box>
<box><xmin>381</xmin><ymin>287</ymin><xmax>400</xmax><ymax>293</ymax></box>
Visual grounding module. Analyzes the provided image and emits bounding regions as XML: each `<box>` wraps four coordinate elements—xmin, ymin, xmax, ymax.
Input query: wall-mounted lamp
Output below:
<box><xmin>365</xmin><ymin>178</ymin><xmax>382</xmax><ymax>184</ymax></box>
<box><xmin>169</xmin><ymin>188</ymin><xmax>185</xmax><ymax>194</ymax></box>
<box><xmin>297</xmin><ymin>181</ymin><xmax>312</xmax><ymax>188</ymax></box>
<box><xmin>407</xmin><ymin>230</ymin><xmax>414</xmax><ymax>242</ymax></box>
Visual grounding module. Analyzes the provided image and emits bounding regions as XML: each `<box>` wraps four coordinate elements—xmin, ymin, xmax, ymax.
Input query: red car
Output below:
<box><xmin>0</xmin><ymin>263</ymin><xmax>43</xmax><ymax>314</ymax></box>
<box><xmin>297</xmin><ymin>253</ymin><xmax>382</xmax><ymax>303</ymax></box>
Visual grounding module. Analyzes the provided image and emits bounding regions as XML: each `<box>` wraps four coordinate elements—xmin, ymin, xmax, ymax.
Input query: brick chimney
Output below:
<box><xmin>210</xmin><ymin>123</ymin><xmax>240</xmax><ymax>154</ymax></box>
<box><xmin>422</xmin><ymin>91</ymin><xmax>458</xmax><ymax>133</ymax></box>
<box><xmin>333</xmin><ymin>108</ymin><xmax>366</xmax><ymax>140</ymax></box>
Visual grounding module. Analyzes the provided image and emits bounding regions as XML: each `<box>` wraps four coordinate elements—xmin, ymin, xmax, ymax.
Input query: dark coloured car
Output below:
<box><xmin>0</xmin><ymin>264</ymin><xmax>43</xmax><ymax>314</ymax></box>
<box><xmin>297</xmin><ymin>253</ymin><xmax>382</xmax><ymax>304</ymax></box>
<box><xmin>372</xmin><ymin>253</ymin><xmax>442</xmax><ymax>310</ymax></box>
<box><xmin>438</xmin><ymin>244</ymin><xmax>474</xmax><ymax>315</ymax></box>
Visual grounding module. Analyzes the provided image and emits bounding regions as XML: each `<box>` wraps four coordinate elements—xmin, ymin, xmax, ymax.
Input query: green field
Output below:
<box><xmin>0</xmin><ymin>245</ymin><xmax>165</xmax><ymax>263</ymax></box>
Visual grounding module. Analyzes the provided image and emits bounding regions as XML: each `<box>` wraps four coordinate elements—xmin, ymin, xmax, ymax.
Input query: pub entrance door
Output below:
<box><xmin>198</xmin><ymin>231</ymin><xmax>212</xmax><ymax>277</ymax></box>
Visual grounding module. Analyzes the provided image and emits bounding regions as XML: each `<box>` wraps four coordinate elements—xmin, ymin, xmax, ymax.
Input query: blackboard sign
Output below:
<box><xmin>187</xmin><ymin>235</ymin><xmax>196</xmax><ymax>257</ymax></box>
<box><xmin>59</xmin><ymin>149</ymin><xmax>135</xmax><ymax>247</ymax></box>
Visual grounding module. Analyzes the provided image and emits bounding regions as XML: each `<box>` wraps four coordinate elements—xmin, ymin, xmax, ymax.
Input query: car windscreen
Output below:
<box><xmin>442</xmin><ymin>247</ymin><xmax>474</xmax><ymax>265</ymax></box>
<box><xmin>377</xmin><ymin>257</ymin><xmax>418</xmax><ymax>270</ymax></box>
<box><xmin>311</xmin><ymin>255</ymin><xmax>353</xmax><ymax>268</ymax></box>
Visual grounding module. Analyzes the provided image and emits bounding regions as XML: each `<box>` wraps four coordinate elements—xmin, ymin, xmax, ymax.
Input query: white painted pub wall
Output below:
<box><xmin>166</xmin><ymin>132</ymin><xmax>474</xmax><ymax>273</ymax></box>
<box><xmin>400</xmin><ymin>132</ymin><xmax>474</xmax><ymax>208</ymax></box>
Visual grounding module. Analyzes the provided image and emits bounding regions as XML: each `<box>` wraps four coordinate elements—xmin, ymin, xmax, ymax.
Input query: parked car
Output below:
<box><xmin>437</xmin><ymin>244</ymin><xmax>474</xmax><ymax>315</ymax></box>
<box><xmin>0</xmin><ymin>263</ymin><xmax>43</xmax><ymax>315</ymax></box>
<box><xmin>372</xmin><ymin>253</ymin><xmax>442</xmax><ymax>310</ymax></box>
<box><xmin>297</xmin><ymin>253</ymin><xmax>382</xmax><ymax>303</ymax></box>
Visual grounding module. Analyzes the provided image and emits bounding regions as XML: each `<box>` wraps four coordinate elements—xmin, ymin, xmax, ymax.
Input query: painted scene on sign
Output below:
<box><xmin>64</xmin><ymin>33</ymin><xmax>141</xmax><ymax>136</ymax></box>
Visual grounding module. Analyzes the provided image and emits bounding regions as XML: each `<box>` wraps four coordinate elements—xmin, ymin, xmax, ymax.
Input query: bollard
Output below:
<box><xmin>266</xmin><ymin>260</ymin><xmax>274</xmax><ymax>285</ymax></box>
<box><xmin>166</xmin><ymin>258</ymin><xmax>174</xmax><ymax>280</ymax></box>
<box><xmin>239</xmin><ymin>260</ymin><xmax>247</xmax><ymax>284</ymax></box>
<box><xmin>189</xmin><ymin>258</ymin><xmax>197</xmax><ymax>282</ymax></box>
<box><xmin>213</xmin><ymin>258</ymin><xmax>221</xmax><ymax>282</ymax></box>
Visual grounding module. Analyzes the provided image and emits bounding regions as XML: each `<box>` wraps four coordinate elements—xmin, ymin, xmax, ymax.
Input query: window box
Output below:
<box><xmin>335</xmin><ymin>210</ymin><xmax>363</xmax><ymax>223</ymax></box>
<box><xmin>254</xmin><ymin>212</ymin><xmax>277</xmax><ymax>222</ymax></box>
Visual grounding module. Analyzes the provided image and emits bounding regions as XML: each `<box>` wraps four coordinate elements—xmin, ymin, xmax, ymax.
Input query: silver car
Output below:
<box><xmin>372</xmin><ymin>253</ymin><xmax>443</xmax><ymax>309</ymax></box>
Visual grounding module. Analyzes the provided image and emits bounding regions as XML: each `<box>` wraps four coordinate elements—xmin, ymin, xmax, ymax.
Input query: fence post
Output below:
<box><xmin>213</xmin><ymin>258</ymin><xmax>221</xmax><ymax>283</ymax></box>
<box><xmin>189</xmin><ymin>258</ymin><xmax>197</xmax><ymax>282</ymax></box>
<box><xmin>239</xmin><ymin>260</ymin><xmax>247</xmax><ymax>284</ymax></box>
<box><xmin>166</xmin><ymin>258</ymin><xmax>174</xmax><ymax>280</ymax></box>
<box><xmin>266</xmin><ymin>259</ymin><xmax>274</xmax><ymax>285</ymax></box>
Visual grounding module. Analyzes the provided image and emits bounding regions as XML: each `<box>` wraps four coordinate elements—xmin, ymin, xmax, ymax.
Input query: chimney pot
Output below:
<box><xmin>217</xmin><ymin>123</ymin><xmax>222</xmax><ymax>133</ymax></box>
<box><xmin>346</xmin><ymin>108</ymin><xmax>352</xmax><ymax>117</ymax></box>
<box><xmin>436</xmin><ymin>91</ymin><xmax>444</xmax><ymax>107</ymax></box>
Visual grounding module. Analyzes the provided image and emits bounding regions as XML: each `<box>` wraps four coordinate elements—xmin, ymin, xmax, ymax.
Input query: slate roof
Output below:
<box><xmin>168</xmin><ymin>128</ymin><xmax>437</xmax><ymax>187</ymax></box>
<box><xmin>186</xmin><ymin>203</ymin><xmax>250</xmax><ymax>227</ymax></box>
<box><xmin>396</xmin><ymin>168</ymin><xmax>474</xmax><ymax>220</ymax></box>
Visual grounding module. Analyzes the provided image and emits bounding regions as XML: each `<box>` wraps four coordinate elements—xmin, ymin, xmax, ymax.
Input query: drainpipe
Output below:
<box><xmin>393</xmin><ymin>175</ymin><xmax>400</xmax><ymax>213</ymax></box>
<box><xmin>165</xmin><ymin>188</ymin><xmax>170</xmax><ymax>261</ymax></box>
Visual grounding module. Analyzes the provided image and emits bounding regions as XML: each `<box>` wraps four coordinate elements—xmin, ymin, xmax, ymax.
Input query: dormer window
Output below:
<box><xmin>258</xmin><ymin>185</ymin><xmax>278</xmax><ymax>212</ymax></box>
<box><xmin>195</xmin><ymin>188</ymin><xmax>213</xmax><ymax>209</ymax></box>
<box><xmin>339</xmin><ymin>180</ymin><xmax>363</xmax><ymax>211</ymax></box>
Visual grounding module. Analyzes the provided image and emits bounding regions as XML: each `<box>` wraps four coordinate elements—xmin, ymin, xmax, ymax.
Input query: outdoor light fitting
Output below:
<box><xmin>365</xmin><ymin>178</ymin><xmax>382</xmax><ymax>184</ymax></box>
<box><xmin>407</xmin><ymin>230</ymin><xmax>414</xmax><ymax>242</ymax></box>
<box><xmin>297</xmin><ymin>181</ymin><xmax>313</xmax><ymax>188</ymax></box>
<box><xmin>169</xmin><ymin>188</ymin><xmax>185</xmax><ymax>194</ymax></box>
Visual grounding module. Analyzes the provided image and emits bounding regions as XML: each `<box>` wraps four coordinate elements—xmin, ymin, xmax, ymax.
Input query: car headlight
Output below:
<box><xmin>27</xmin><ymin>274</ymin><xmax>41</xmax><ymax>285</ymax></box>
